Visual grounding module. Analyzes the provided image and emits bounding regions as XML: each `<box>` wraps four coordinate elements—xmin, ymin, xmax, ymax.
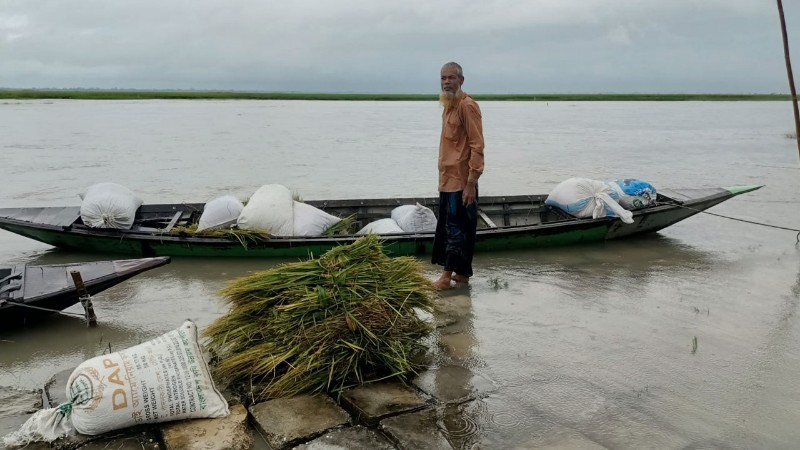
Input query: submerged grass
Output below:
<box><xmin>204</xmin><ymin>235</ymin><xmax>436</xmax><ymax>401</ymax></box>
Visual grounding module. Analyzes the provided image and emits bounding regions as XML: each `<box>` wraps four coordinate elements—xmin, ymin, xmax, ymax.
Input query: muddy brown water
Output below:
<box><xmin>1</xmin><ymin>100</ymin><xmax>799</xmax><ymax>448</ymax></box>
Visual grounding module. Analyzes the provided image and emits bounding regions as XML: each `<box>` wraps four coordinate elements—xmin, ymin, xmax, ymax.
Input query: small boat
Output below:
<box><xmin>0</xmin><ymin>257</ymin><xmax>170</xmax><ymax>328</ymax></box>
<box><xmin>0</xmin><ymin>185</ymin><xmax>761</xmax><ymax>258</ymax></box>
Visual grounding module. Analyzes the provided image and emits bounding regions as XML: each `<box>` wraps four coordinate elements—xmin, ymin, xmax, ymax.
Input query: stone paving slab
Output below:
<box><xmin>340</xmin><ymin>381</ymin><xmax>429</xmax><ymax>426</ymax></box>
<box><xmin>380</xmin><ymin>408</ymin><xmax>453</xmax><ymax>450</ymax></box>
<box><xmin>0</xmin><ymin>386</ymin><xmax>42</xmax><ymax>418</ymax></box>
<box><xmin>45</xmin><ymin>367</ymin><xmax>75</xmax><ymax>407</ymax></box>
<box><xmin>161</xmin><ymin>404</ymin><xmax>250</xmax><ymax>450</ymax></box>
<box><xmin>432</xmin><ymin>294</ymin><xmax>473</xmax><ymax>319</ymax></box>
<box><xmin>77</xmin><ymin>431</ymin><xmax>162</xmax><ymax>450</ymax></box>
<box><xmin>294</xmin><ymin>425</ymin><xmax>395</xmax><ymax>450</ymax></box>
<box><xmin>438</xmin><ymin>333</ymin><xmax>478</xmax><ymax>361</ymax></box>
<box><xmin>249</xmin><ymin>395</ymin><xmax>350</xmax><ymax>450</ymax></box>
<box><xmin>412</xmin><ymin>365</ymin><xmax>497</xmax><ymax>404</ymax></box>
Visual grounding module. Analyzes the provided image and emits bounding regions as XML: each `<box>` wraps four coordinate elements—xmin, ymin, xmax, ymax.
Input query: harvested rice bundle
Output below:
<box><xmin>204</xmin><ymin>235</ymin><xmax>435</xmax><ymax>401</ymax></box>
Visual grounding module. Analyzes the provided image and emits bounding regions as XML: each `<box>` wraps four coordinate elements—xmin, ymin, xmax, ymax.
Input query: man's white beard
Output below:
<box><xmin>439</xmin><ymin>91</ymin><xmax>456</xmax><ymax>109</ymax></box>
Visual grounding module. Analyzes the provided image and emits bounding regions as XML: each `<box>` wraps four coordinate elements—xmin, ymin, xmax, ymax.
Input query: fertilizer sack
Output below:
<box><xmin>607</xmin><ymin>179</ymin><xmax>657</xmax><ymax>210</ymax></box>
<box><xmin>198</xmin><ymin>195</ymin><xmax>244</xmax><ymax>231</ymax></box>
<box><xmin>80</xmin><ymin>182</ymin><xmax>142</xmax><ymax>229</ymax></box>
<box><xmin>544</xmin><ymin>177</ymin><xmax>634</xmax><ymax>224</ymax></box>
<box><xmin>293</xmin><ymin>201</ymin><xmax>341</xmax><ymax>236</ymax></box>
<box><xmin>356</xmin><ymin>218</ymin><xmax>405</xmax><ymax>235</ymax></box>
<box><xmin>391</xmin><ymin>203</ymin><xmax>437</xmax><ymax>233</ymax></box>
<box><xmin>3</xmin><ymin>321</ymin><xmax>228</xmax><ymax>446</ymax></box>
<box><xmin>237</xmin><ymin>184</ymin><xmax>294</xmax><ymax>235</ymax></box>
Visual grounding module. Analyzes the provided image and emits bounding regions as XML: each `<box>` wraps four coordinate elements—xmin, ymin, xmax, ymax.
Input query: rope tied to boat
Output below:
<box><xmin>3</xmin><ymin>301</ymin><xmax>86</xmax><ymax>319</ymax></box>
<box><xmin>656</xmin><ymin>201</ymin><xmax>800</xmax><ymax>244</ymax></box>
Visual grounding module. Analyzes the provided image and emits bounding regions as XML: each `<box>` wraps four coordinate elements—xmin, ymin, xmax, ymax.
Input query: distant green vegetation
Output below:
<box><xmin>0</xmin><ymin>90</ymin><xmax>790</xmax><ymax>101</ymax></box>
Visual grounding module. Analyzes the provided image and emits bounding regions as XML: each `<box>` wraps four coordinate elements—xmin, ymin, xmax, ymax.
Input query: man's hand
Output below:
<box><xmin>463</xmin><ymin>182</ymin><xmax>477</xmax><ymax>206</ymax></box>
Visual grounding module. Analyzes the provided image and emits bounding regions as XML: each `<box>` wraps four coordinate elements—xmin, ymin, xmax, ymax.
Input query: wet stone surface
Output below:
<box><xmin>437</xmin><ymin>333</ymin><xmax>476</xmax><ymax>361</ymax></box>
<box><xmin>432</xmin><ymin>294</ymin><xmax>473</xmax><ymax>320</ymax></box>
<box><xmin>76</xmin><ymin>431</ymin><xmax>162</xmax><ymax>450</ymax></box>
<box><xmin>45</xmin><ymin>367</ymin><xmax>75</xmax><ymax>407</ymax></box>
<box><xmin>413</xmin><ymin>365</ymin><xmax>497</xmax><ymax>404</ymax></box>
<box><xmin>380</xmin><ymin>408</ymin><xmax>454</xmax><ymax>450</ymax></box>
<box><xmin>293</xmin><ymin>425</ymin><xmax>395</xmax><ymax>450</ymax></box>
<box><xmin>249</xmin><ymin>395</ymin><xmax>350</xmax><ymax>450</ymax></box>
<box><xmin>161</xmin><ymin>404</ymin><xmax>250</xmax><ymax>450</ymax></box>
<box><xmin>340</xmin><ymin>381</ymin><xmax>429</xmax><ymax>425</ymax></box>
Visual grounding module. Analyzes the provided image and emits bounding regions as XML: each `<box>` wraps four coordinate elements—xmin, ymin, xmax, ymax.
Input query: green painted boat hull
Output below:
<box><xmin>0</xmin><ymin>185</ymin><xmax>762</xmax><ymax>258</ymax></box>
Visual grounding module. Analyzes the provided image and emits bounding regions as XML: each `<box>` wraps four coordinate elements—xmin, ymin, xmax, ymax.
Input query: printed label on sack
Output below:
<box><xmin>68</xmin><ymin>321</ymin><xmax>227</xmax><ymax>435</ymax></box>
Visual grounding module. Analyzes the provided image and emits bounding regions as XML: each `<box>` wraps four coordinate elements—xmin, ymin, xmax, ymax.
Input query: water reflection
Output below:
<box><xmin>413</xmin><ymin>287</ymin><xmax>488</xmax><ymax>449</ymax></box>
<box><xmin>0</xmin><ymin>317</ymin><xmax>144</xmax><ymax>388</ymax></box>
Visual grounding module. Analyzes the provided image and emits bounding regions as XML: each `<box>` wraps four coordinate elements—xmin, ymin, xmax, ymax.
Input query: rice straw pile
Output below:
<box><xmin>204</xmin><ymin>235</ymin><xmax>435</xmax><ymax>400</ymax></box>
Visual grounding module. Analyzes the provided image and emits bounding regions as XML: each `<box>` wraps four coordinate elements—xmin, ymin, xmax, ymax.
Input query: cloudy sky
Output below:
<box><xmin>1</xmin><ymin>0</ymin><xmax>798</xmax><ymax>94</ymax></box>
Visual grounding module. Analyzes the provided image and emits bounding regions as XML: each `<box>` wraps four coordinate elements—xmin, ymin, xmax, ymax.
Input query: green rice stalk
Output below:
<box><xmin>204</xmin><ymin>235</ymin><xmax>435</xmax><ymax>401</ymax></box>
<box><xmin>323</xmin><ymin>215</ymin><xmax>357</xmax><ymax>236</ymax></box>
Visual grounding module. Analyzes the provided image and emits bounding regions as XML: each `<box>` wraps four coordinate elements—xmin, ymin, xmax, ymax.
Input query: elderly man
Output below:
<box><xmin>432</xmin><ymin>62</ymin><xmax>485</xmax><ymax>290</ymax></box>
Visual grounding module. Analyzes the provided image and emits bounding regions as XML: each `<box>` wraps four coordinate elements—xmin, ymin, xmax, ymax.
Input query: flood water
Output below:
<box><xmin>1</xmin><ymin>100</ymin><xmax>799</xmax><ymax>449</ymax></box>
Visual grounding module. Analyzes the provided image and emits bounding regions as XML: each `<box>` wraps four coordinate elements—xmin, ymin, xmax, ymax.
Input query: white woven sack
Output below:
<box><xmin>3</xmin><ymin>321</ymin><xmax>228</xmax><ymax>446</ymax></box>
<box><xmin>68</xmin><ymin>320</ymin><xmax>228</xmax><ymax>435</ymax></box>
<box><xmin>356</xmin><ymin>218</ymin><xmax>405</xmax><ymax>235</ymax></box>
<box><xmin>391</xmin><ymin>203</ymin><xmax>437</xmax><ymax>233</ymax></box>
<box><xmin>198</xmin><ymin>195</ymin><xmax>244</xmax><ymax>231</ymax></box>
<box><xmin>237</xmin><ymin>184</ymin><xmax>294</xmax><ymax>236</ymax></box>
<box><xmin>80</xmin><ymin>182</ymin><xmax>142</xmax><ymax>229</ymax></box>
<box><xmin>293</xmin><ymin>201</ymin><xmax>341</xmax><ymax>236</ymax></box>
<box><xmin>544</xmin><ymin>177</ymin><xmax>633</xmax><ymax>224</ymax></box>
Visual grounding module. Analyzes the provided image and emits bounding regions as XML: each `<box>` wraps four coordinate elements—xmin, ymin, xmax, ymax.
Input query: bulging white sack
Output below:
<box><xmin>293</xmin><ymin>201</ymin><xmax>341</xmax><ymax>236</ymax></box>
<box><xmin>3</xmin><ymin>321</ymin><xmax>228</xmax><ymax>446</ymax></box>
<box><xmin>80</xmin><ymin>183</ymin><xmax>142</xmax><ymax>229</ymax></box>
<box><xmin>391</xmin><ymin>203</ymin><xmax>437</xmax><ymax>233</ymax></box>
<box><xmin>237</xmin><ymin>184</ymin><xmax>294</xmax><ymax>236</ymax></box>
<box><xmin>356</xmin><ymin>218</ymin><xmax>405</xmax><ymax>235</ymax></box>
<box><xmin>544</xmin><ymin>177</ymin><xmax>634</xmax><ymax>224</ymax></box>
<box><xmin>69</xmin><ymin>320</ymin><xmax>228</xmax><ymax>435</ymax></box>
<box><xmin>198</xmin><ymin>195</ymin><xmax>244</xmax><ymax>231</ymax></box>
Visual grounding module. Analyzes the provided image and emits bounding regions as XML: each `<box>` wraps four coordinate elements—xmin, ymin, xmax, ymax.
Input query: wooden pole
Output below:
<box><xmin>70</xmin><ymin>271</ymin><xmax>97</xmax><ymax>327</ymax></box>
<box><xmin>777</xmin><ymin>0</ymin><xmax>800</xmax><ymax>158</ymax></box>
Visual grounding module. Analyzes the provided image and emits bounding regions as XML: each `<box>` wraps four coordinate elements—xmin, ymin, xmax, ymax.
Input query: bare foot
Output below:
<box><xmin>433</xmin><ymin>277</ymin><xmax>453</xmax><ymax>290</ymax></box>
<box><xmin>452</xmin><ymin>274</ymin><xmax>470</xmax><ymax>283</ymax></box>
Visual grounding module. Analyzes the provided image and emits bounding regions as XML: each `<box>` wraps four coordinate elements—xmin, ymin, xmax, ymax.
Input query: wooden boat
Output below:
<box><xmin>0</xmin><ymin>257</ymin><xmax>170</xmax><ymax>328</ymax></box>
<box><xmin>0</xmin><ymin>185</ymin><xmax>761</xmax><ymax>258</ymax></box>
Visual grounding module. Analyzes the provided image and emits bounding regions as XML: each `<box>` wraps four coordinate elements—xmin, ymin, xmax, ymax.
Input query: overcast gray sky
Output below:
<box><xmin>1</xmin><ymin>0</ymin><xmax>798</xmax><ymax>93</ymax></box>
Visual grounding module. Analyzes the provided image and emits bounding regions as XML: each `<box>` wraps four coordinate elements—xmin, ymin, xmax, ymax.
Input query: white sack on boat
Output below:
<box><xmin>237</xmin><ymin>184</ymin><xmax>294</xmax><ymax>236</ymax></box>
<box><xmin>356</xmin><ymin>218</ymin><xmax>405</xmax><ymax>235</ymax></box>
<box><xmin>607</xmin><ymin>179</ymin><xmax>657</xmax><ymax>210</ymax></box>
<box><xmin>292</xmin><ymin>201</ymin><xmax>341</xmax><ymax>236</ymax></box>
<box><xmin>2</xmin><ymin>321</ymin><xmax>228</xmax><ymax>446</ymax></box>
<box><xmin>79</xmin><ymin>182</ymin><xmax>142</xmax><ymax>229</ymax></box>
<box><xmin>391</xmin><ymin>203</ymin><xmax>437</xmax><ymax>233</ymax></box>
<box><xmin>544</xmin><ymin>177</ymin><xmax>634</xmax><ymax>224</ymax></box>
<box><xmin>198</xmin><ymin>195</ymin><xmax>244</xmax><ymax>231</ymax></box>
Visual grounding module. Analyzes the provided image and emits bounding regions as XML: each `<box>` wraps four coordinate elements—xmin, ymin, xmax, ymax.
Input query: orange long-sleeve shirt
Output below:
<box><xmin>438</xmin><ymin>91</ymin><xmax>485</xmax><ymax>192</ymax></box>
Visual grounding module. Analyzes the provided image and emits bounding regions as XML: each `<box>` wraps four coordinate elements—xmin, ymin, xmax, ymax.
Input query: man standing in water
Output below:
<box><xmin>432</xmin><ymin>62</ymin><xmax>485</xmax><ymax>290</ymax></box>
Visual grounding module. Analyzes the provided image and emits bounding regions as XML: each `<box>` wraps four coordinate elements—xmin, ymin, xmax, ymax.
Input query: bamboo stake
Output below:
<box><xmin>777</xmin><ymin>0</ymin><xmax>800</xmax><ymax>158</ymax></box>
<box><xmin>70</xmin><ymin>271</ymin><xmax>97</xmax><ymax>327</ymax></box>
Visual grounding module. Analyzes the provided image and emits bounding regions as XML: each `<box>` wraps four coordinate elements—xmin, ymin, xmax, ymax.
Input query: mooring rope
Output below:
<box><xmin>0</xmin><ymin>300</ymin><xmax>86</xmax><ymax>319</ymax></box>
<box><xmin>657</xmin><ymin>201</ymin><xmax>800</xmax><ymax>244</ymax></box>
